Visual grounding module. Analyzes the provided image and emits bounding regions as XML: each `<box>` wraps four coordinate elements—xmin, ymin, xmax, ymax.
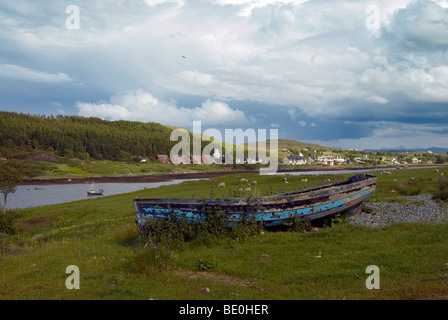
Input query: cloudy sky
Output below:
<box><xmin>1</xmin><ymin>0</ymin><xmax>448</xmax><ymax>150</ymax></box>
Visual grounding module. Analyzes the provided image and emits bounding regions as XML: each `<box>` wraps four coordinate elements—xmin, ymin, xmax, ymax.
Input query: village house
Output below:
<box><xmin>235</xmin><ymin>157</ymin><xmax>246</xmax><ymax>164</ymax></box>
<box><xmin>202</xmin><ymin>155</ymin><xmax>218</xmax><ymax>164</ymax></box>
<box><xmin>171</xmin><ymin>155</ymin><xmax>186</xmax><ymax>164</ymax></box>
<box><xmin>381</xmin><ymin>157</ymin><xmax>400</xmax><ymax>164</ymax></box>
<box><xmin>318</xmin><ymin>155</ymin><xmax>334</xmax><ymax>166</ymax></box>
<box><xmin>283</xmin><ymin>156</ymin><xmax>306</xmax><ymax>165</ymax></box>
<box><xmin>155</xmin><ymin>155</ymin><xmax>169</xmax><ymax>163</ymax></box>
<box><xmin>190</xmin><ymin>155</ymin><xmax>203</xmax><ymax>163</ymax></box>
<box><xmin>334</xmin><ymin>156</ymin><xmax>346</xmax><ymax>165</ymax></box>
<box><xmin>247</xmin><ymin>157</ymin><xmax>258</xmax><ymax>164</ymax></box>
<box><xmin>315</xmin><ymin>154</ymin><xmax>346</xmax><ymax>166</ymax></box>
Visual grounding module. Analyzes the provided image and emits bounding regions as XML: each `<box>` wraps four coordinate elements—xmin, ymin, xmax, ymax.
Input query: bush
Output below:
<box><xmin>396</xmin><ymin>178</ymin><xmax>422</xmax><ymax>196</ymax></box>
<box><xmin>197</xmin><ymin>259</ymin><xmax>217</xmax><ymax>271</ymax></box>
<box><xmin>142</xmin><ymin>201</ymin><xmax>263</xmax><ymax>247</ymax></box>
<box><xmin>282</xmin><ymin>215</ymin><xmax>311</xmax><ymax>232</ymax></box>
<box><xmin>0</xmin><ymin>210</ymin><xmax>19</xmax><ymax>235</ymax></box>
<box><xmin>139</xmin><ymin>204</ymin><xmax>263</xmax><ymax>271</ymax></box>
<box><xmin>433</xmin><ymin>177</ymin><xmax>448</xmax><ymax>202</ymax></box>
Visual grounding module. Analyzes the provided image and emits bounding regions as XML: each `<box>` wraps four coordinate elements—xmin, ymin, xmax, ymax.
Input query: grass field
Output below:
<box><xmin>32</xmin><ymin>160</ymin><xmax>229</xmax><ymax>179</ymax></box>
<box><xmin>1</xmin><ymin>166</ymin><xmax>447</xmax><ymax>300</ymax></box>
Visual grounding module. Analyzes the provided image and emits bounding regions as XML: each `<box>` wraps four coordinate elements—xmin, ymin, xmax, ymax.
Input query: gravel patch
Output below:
<box><xmin>348</xmin><ymin>194</ymin><xmax>448</xmax><ymax>228</ymax></box>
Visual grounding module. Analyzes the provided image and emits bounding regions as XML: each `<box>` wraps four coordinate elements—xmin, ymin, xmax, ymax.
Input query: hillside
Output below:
<box><xmin>244</xmin><ymin>139</ymin><xmax>338</xmax><ymax>160</ymax></box>
<box><xmin>0</xmin><ymin>112</ymin><xmax>338</xmax><ymax>163</ymax></box>
<box><xmin>0</xmin><ymin>111</ymin><xmax>179</xmax><ymax>161</ymax></box>
<box><xmin>247</xmin><ymin>139</ymin><xmax>336</xmax><ymax>150</ymax></box>
<box><xmin>2</xmin><ymin>111</ymin><xmax>446</xmax><ymax>177</ymax></box>
<box><xmin>276</xmin><ymin>139</ymin><xmax>338</xmax><ymax>152</ymax></box>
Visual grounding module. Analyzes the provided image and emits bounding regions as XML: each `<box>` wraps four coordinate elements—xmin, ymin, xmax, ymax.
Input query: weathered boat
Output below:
<box><xmin>134</xmin><ymin>173</ymin><xmax>376</xmax><ymax>236</ymax></box>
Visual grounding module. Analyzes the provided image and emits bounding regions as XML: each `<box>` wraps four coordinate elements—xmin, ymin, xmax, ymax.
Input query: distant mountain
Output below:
<box><xmin>425</xmin><ymin>147</ymin><xmax>448</xmax><ymax>154</ymax></box>
<box><xmin>365</xmin><ymin>146</ymin><xmax>448</xmax><ymax>153</ymax></box>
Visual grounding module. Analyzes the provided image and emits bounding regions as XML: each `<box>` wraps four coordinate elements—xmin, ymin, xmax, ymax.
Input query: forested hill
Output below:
<box><xmin>0</xmin><ymin>111</ymin><xmax>178</xmax><ymax>161</ymax></box>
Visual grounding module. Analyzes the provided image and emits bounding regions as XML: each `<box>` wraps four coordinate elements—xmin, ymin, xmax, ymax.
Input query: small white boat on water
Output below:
<box><xmin>87</xmin><ymin>183</ymin><xmax>104</xmax><ymax>196</ymax></box>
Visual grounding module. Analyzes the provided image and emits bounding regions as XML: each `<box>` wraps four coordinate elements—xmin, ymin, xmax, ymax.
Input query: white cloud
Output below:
<box><xmin>76</xmin><ymin>89</ymin><xmax>250</xmax><ymax>127</ymax></box>
<box><xmin>365</xmin><ymin>96</ymin><xmax>389</xmax><ymax>104</ymax></box>
<box><xmin>214</xmin><ymin>0</ymin><xmax>309</xmax><ymax>17</ymax></box>
<box><xmin>387</xmin><ymin>0</ymin><xmax>448</xmax><ymax>48</ymax></box>
<box><xmin>145</xmin><ymin>0</ymin><xmax>184</xmax><ymax>7</ymax></box>
<box><xmin>0</xmin><ymin>64</ymin><xmax>72</xmax><ymax>83</ymax></box>
<box><xmin>2</xmin><ymin>0</ymin><xmax>448</xmax><ymax>149</ymax></box>
<box><xmin>177</xmin><ymin>70</ymin><xmax>213</xmax><ymax>86</ymax></box>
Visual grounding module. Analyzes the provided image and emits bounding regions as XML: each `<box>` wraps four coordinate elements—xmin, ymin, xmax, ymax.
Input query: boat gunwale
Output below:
<box><xmin>134</xmin><ymin>174</ymin><xmax>377</xmax><ymax>233</ymax></box>
<box><xmin>133</xmin><ymin>174</ymin><xmax>377</xmax><ymax>205</ymax></box>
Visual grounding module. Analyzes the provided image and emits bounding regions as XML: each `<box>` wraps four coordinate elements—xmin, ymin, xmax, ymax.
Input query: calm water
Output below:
<box><xmin>3</xmin><ymin>179</ymin><xmax>202</xmax><ymax>210</ymax></box>
<box><xmin>3</xmin><ymin>166</ymin><xmax>436</xmax><ymax>209</ymax></box>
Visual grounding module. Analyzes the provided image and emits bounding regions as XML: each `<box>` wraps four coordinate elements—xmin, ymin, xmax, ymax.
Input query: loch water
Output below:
<box><xmin>3</xmin><ymin>166</ymin><xmax>435</xmax><ymax>209</ymax></box>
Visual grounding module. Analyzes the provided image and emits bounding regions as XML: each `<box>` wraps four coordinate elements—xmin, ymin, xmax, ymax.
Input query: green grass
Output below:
<box><xmin>367</xmin><ymin>166</ymin><xmax>448</xmax><ymax>202</ymax></box>
<box><xmin>1</xmin><ymin>167</ymin><xmax>448</xmax><ymax>300</ymax></box>
<box><xmin>31</xmin><ymin>160</ymin><xmax>230</xmax><ymax>179</ymax></box>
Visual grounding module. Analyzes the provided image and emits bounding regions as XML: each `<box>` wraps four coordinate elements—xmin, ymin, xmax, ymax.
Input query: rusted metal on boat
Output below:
<box><xmin>134</xmin><ymin>174</ymin><xmax>377</xmax><ymax>236</ymax></box>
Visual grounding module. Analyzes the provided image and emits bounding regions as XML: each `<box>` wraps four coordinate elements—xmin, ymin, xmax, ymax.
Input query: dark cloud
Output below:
<box><xmin>383</xmin><ymin>0</ymin><xmax>448</xmax><ymax>51</ymax></box>
<box><xmin>0</xmin><ymin>0</ymin><xmax>447</xmax><ymax>149</ymax></box>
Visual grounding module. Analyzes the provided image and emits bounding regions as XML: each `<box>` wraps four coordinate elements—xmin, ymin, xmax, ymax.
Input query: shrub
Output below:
<box><xmin>0</xmin><ymin>210</ymin><xmax>19</xmax><ymax>235</ymax></box>
<box><xmin>282</xmin><ymin>215</ymin><xmax>310</xmax><ymax>232</ymax></box>
<box><xmin>142</xmin><ymin>201</ymin><xmax>263</xmax><ymax>247</ymax></box>
<box><xmin>396</xmin><ymin>178</ymin><xmax>422</xmax><ymax>196</ymax></box>
<box><xmin>197</xmin><ymin>259</ymin><xmax>217</xmax><ymax>271</ymax></box>
<box><xmin>433</xmin><ymin>177</ymin><xmax>448</xmax><ymax>202</ymax></box>
<box><xmin>139</xmin><ymin>203</ymin><xmax>263</xmax><ymax>271</ymax></box>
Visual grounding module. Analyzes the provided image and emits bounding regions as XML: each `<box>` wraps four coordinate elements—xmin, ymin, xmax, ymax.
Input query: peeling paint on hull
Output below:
<box><xmin>134</xmin><ymin>174</ymin><xmax>377</xmax><ymax>235</ymax></box>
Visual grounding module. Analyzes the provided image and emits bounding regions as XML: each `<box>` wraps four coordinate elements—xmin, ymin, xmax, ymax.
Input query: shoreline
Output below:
<box><xmin>19</xmin><ymin>164</ymin><xmax>444</xmax><ymax>186</ymax></box>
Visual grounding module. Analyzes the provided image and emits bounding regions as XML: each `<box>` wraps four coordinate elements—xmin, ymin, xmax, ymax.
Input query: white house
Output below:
<box><xmin>334</xmin><ymin>156</ymin><xmax>346</xmax><ymax>164</ymax></box>
<box><xmin>247</xmin><ymin>157</ymin><xmax>258</xmax><ymax>164</ymax></box>
<box><xmin>318</xmin><ymin>155</ymin><xmax>335</xmax><ymax>165</ymax></box>
<box><xmin>235</xmin><ymin>157</ymin><xmax>246</xmax><ymax>164</ymax></box>
<box><xmin>283</xmin><ymin>156</ymin><xmax>307</xmax><ymax>165</ymax></box>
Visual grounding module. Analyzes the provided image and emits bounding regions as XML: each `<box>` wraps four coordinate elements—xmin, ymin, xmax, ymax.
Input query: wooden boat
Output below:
<box><xmin>87</xmin><ymin>184</ymin><xmax>104</xmax><ymax>196</ymax></box>
<box><xmin>134</xmin><ymin>173</ymin><xmax>376</xmax><ymax>236</ymax></box>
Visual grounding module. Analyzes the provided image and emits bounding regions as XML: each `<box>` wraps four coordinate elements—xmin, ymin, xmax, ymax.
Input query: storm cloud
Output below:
<box><xmin>1</xmin><ymin>0</ymin><xmax>447</xmax><ymax>149</ymax></box>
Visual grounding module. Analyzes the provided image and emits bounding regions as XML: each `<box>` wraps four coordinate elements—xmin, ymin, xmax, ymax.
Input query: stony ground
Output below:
<box><xmin>348</xmin><ymin>194</ymin><xmax>448</xmax><ymax>228</ymax></box>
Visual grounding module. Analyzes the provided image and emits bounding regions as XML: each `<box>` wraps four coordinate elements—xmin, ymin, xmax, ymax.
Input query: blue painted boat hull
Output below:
<box><xmin>134</xmin><ymin>174</ymin><xmax>377</xmax><ymax>236</ymax></box>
